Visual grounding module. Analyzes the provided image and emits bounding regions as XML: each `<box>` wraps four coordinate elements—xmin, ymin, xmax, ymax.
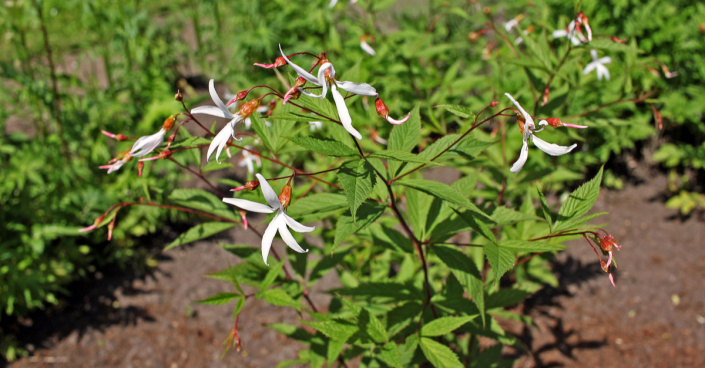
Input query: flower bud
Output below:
<box><xmin>253</xmin><ymin>56</ymin><xmax>287</xmax><ymax>69</ymax></box>
<box><xmin>279</xmin><ymin>184</ymin><xmax>292</xmax><ymax>209</ymax></box>
<box><xmin>600</xmin><ymin>259</ymin><xmax>609</xmax><ymax>272</ymax></box>
<box><xmin>546</xmin><ymin>117</ymin><xmax>563</xmax><ymax>128</ymax></box>
<box><xmin>650</xmin><ymin>105</ymin><xmax>663</xmax><ymax>130</ymax></box>
<box><xmin>137</xmin><ymin>161</ymin><xmax>144</xmax><ymax>177</ymax></box>
<box><xmin>239</xmin><ymin>99</ymin><xmax>262</xmax><ymax>118</ymax></box>
<box><xmin>174</xmin><ymin>90</ymin><xmax>183</xmax><ymax>101</ymax></box>
<box><xmin>158</xmin><ymin>150</ymin><xmax>172</xmax><ymax>159</ymax></box>
<box><xmin>610</xmin><ymin>36</ymin><xmax>627</xmax><ymax>44</ymax></box>
<box><xmin>245</xmin><ymin>180</ymin><xmax>260</xmax><ymax>191</ymax></box>
<box><xmin>375</xmin><ymin>97</ymin><xmax>390</xmax><ymax>118</ymax></box>
<box><xmin>236</xmin><ymin>90</ymin><xmax>249</xmax><ymax>101</ymax></box>
<box><xmin>541</xmin><ymin>86</ymin><xmax>550</xmax><ymax>106</ymax></box>
<box><xmin>162</xmin><ymin>114</ymin><xmax>177</xmax><ymax>130</ymax></box>
<box><xmin>483</xmin><ymin>6</ymin><xmax>491</xmax><ymax>14</ymax></box>
<box><xmin>600</xmin><ymin>234</ymin><xmax>620</xmax><ymax>252</ymax></box>
<box><xmin>490</xmin><ymin>101</ymin><xmax>498</xmax><ymax>107</ymax></box>
<box><xmin>700</xmin><ymin>23</ymin><xmax>705</xmax><ymax>35</ymax></box>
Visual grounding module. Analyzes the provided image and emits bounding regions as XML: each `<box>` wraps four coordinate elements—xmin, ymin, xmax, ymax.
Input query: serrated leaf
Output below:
<box><xmin>359</xmin><ymin>308</ymin><xmax>388</xmax><ymax>343</ymax></box>
<box><xmin>334</xmin><ymin>282</ymin><xmax>423</xmax><ymax>301</ymax></box>
<box><xmin>418</xmin><ymin>134</ymin><xmax>461</xmax><ymax>161</ymax></box>
<box><xmin>485</xmin><ymin>288</ymin><xmax>532</xmax><ymax>309</ymax></box>
<box><xmin>286</xmin><ymin>192</ymin><xmax>348</xmax><ymax>223</ymax></box>
<box><xmin>388</xmin><ymin>105</ymin><xmax>420</xmax><ymax>176</ymax></box>
<box><xmin>368</xmin><ymin>150</ymin><xmax>440</xmax><ymax>166</ymax></box>
<box><xmin>491</xmin><ymin>206</ymin><xmax>542</xmax><ymax>225</ymax></box>
<box><xmin>269</xmin><ymin>112</ymin><xmax>319</xmax><ymax>122</ymax></box>
<box><xmin>164</xmin><ymin>222</ymin><xmax>235</xmax><ymax>251</ymax></box>
<box><xmin>268</xmin><ymin>323</ymin><xmax>315</xmax><ymax>343</ymax></box>
<box><xmin>379</xmin><ymin>342</ymin><xmax>401</xmax><ymax>367</ymax></box>
<box><xmin>554</xmin><ymin>166</ymin><xmax>604</xmax><ymax>232</ymax></box>
<box><xmin>263</xmin><ymin>288</ymin><xmax>301</xmax><ymax>309</ymax></box>
<box><xmin>333</xmin><ymin>202</ymin><xmax>386</xmax><ymax>246</ymax></box>
<box><xmin>337</xmin><ymin>159</ymin><xmax>377</xmax><ymax>220</ymax></box>
<box><xmin>419</xmin><ymin>337</ymin><xmax>463</xmax><ymax>368</ymax></box>
<box><xmin>437</xmin><ymin>104</ymin><xmax>476</xmax><ymax>119</ymax></box>
<box><xmin>536</xmin><ymin>186</ymin><xmax>554</xmax><ymax>229</ymax></box>
<box><xmin>454</xmin><ymin>209</ymin><xmax>496</xmax><ymax>243</ymax></box>
<box><xmin>167</xmin><ymin>136</ymin><xmax>211</xmax><ymax>150</ymax></box>
<box><xmin>287</xmin><ymin>136</ymin><xmax>357</xmax><ymax>157</ymax></box>
<box><xmin>484</xmin><ymin>241</ymin><xmax>516</xmax><ymax>282</ymax></box>
<box><xmin>397</xmin><ymin>179</ymin><xmax>493</xmax><ymax>222</ymax></box>
<box><xmin>202</xmin><ymin>159</ymin><xmax>234</xmax><ymax>173</ymax></box>
<box><xmin>196</xmin><ymin>292</ymin><xmax>240</xmax><ymax>305</ymax></box>
<box><xmin>169</xmin><ymin>188</ymin><xmax>238</xmax><ymax>221</ymax></box>
<box><xmin>450</xmin><ymin>139</ymin><xmax>493</xmax><ymax>159</ymax></box>
<box><xmin>500</xmin><ymin>240</ymin><xmax>565</xmax><ymax>253</ymax></box>
<box><xmin>433</xmin><ymin>245</ymin><xmax>485</xmax><ymax>325</ymax></box>
<box><xmin>302</xmin><ymin>319</ymin><xmax>358</xmax><ymax>342</ymax></box>
<box><xmin>421</xmin><ymin>316</ymin><xmax>477</xmax><ymax>337</ymax></box>
<box><xmin>589</xmin><ymin>38</ymin><xmax>641</xmax><ymax>53</ymax></box>
<box><xmin>250</xmin><ymin>112</ymin><xmax>277</xmax><ymax>153</ymax></box>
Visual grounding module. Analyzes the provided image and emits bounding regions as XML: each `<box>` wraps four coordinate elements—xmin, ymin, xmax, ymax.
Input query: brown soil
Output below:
<box><xmin>7</xmin><ymin>165</ymin><xmax>705</xmax><ymax>368</ymax></box>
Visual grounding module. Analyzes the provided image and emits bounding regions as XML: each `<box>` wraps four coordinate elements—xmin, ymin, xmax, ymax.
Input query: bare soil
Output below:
<box><xmin>6</xmin><ymin>165</ymin><xmax>705</xmax><ymax>368</ymax></box>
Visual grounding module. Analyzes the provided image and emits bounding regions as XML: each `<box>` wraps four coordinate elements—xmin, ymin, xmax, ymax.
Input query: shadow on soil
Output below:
<box><xmin>502</xmin><ymin>255</ymin><xmax>607</xmax><ymax>367</ymax></box>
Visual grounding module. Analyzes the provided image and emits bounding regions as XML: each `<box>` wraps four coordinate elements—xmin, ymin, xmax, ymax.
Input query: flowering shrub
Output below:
<box><xmin>83</xmin><ymin>25</ymin><xmax>634</xmax><ymax>365</ymax></box>
<box><xmin>5</xmin><ymin>0</ymin><xmax>698</xmax><ymax>364</ymax></box>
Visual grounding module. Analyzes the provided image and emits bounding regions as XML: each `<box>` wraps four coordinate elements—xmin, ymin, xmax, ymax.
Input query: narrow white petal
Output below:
<box><xmin>299</xmin><ymin>88</ymin><xmax>323</xmax><ymax>98</ymax></box>
<box><xmin>317</xmin><ymin>63</ymin><xmax>334</xmax><ymax>99</ymax></box>
<box><xmin>261</xmin><ymin>213</ymin><xmax>281</xmax><ymax>265</ymax></box>
<box><xmin>284</xmin><ymin>214</ymin><xmax>315</xmax><ymax>233</ymax></box>
<box><xmin>583</xmin><ymin>62</ymin><xmax>597</xmax><ymax>75</ymax></box>
<box><xmin>207</xmin><ymin>124</ymin><xmax>233</xmax><ymax>163</ymax></box>
<box><xmin>130</xmin><ymin>129</ymin><xmax>165</xmax><ymax>157</ymax></box>
<box><xmin>504</xmin><ymin>93</ymin><xmax>534</xmax><ymax>126</ymax></box>
<box><xmin>570</xmin><ymin>35</ymin><xmax>582</xmax><ymax>46</ymax></box>
<box><xmin>598</xmin><ymin>56</ymin><xmax>612</xmax><ymax>65</ymax></box>
<box><xmin>191</xmin><ymin>105</ymin><xmax>233</xmax><ymax>119</ymax></box>
<box><xmin>107</xmin><ymin>159</ymin><xmax>126</xmax><ymax>174</ymax></box>
<box><xmin>279</xmin><ymin>44</ymin><xmax>319</xmax><ymax>85</ymax></box>
<box><xmin>532</xmin><ymin>135</ymin><xmax>577</xmax><ymax>156</ymax></box>
<box><xmin>552</xmin><ymin>30</ymin><xmax>568</xmax><ymax>38</ymax></box>
<box><xmin>255</xmin><ymin>173</ymin><xmax>283</xmax><ymax>210</ymax></box>
<box><xmin>510</xmin><ymin>139</ymin><xmax>529</xmax><ymax>173</ymax></box>
<box><xmin>329</xmin><ymin>0</ymin><xmax>338</xmax><ymax>7</ymax></box>
<box><xmin>360</xmin><ymin>41</ymin><xmax>376</xmax><ymax>56</ymax></box>
<box><xmin>590</xmin><ymin>49</ymin><xmax>599</xmax><ymax>62</ymax></box>
<box><xmin>585</xmin><ymin>24</ymin><xmax>593</xmax><ymax>42</ymax></box>
<box><xmin>278</xmin><ymin>219</ymin><xmax>308</xmax><ymax>253</ymax></box>
<box><xmin>223</xmin><ymin>197</ymin><xmax>276</xmax><ymax>213</ymax></box>
<box><xmin>331</xmin><ymin>84</ymin><xmax>361</xmax><ymax>140</ymax></box>
<box><xmin>336</xmin><ymin>80</ymin><xmax>377</xmax><ymax>96</ymax></box>
<box><xmin>208</xmin><ymin>79</ymin><xmax>231</xmax><ymax>117</ymax></box>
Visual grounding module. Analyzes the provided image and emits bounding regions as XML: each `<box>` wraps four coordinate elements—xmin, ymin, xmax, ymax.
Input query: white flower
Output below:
<box><xmin>99</xmin><ymin>153</ymin><xmax>132</xmax><ymax>174</ymax></box>
<box><xmin>223</xmin><ymin>174</ymin><xmax>315</xmax><ymax>265</ymax></box>
<box><xmin>129</xmin><ymin>128</ymin><xmax>166</xmax><ymax>158</ymax></box>
<box><xmin>553</xmin><ymin>12</ymin><xmax>592</xmax><ymax>46</ymax></box>
<box><xmin>309</xmin><ymin>121</ymin><xmax>323</xmax><ymax>131</ymax></box>
<box><xmin>191</xmin><ymin>79</ymin><xmax>244</xmax><ymax>163</ymax></box>
<box><xmin>279</xmin><ymin>44</ymin><xmax>378</xmax><ymax>140</ymax></box>
<box><xmin>583</xmin><ymin>49</ymin><xmax>612</xmax><ymax>81</ymax></box>
<box><xmin>239</xmin><ymin>146</ymin><xmax>261</xmax><ymax>175</ymax></box>
<box><xmin>505</xmin><ymin>93</ymin><xmax>577</xmax><ymax>173</ymax></box>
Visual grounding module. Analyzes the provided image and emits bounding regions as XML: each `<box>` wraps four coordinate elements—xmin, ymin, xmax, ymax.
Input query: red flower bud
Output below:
<box><xmin>545</xmin><ymin>118</ymin><xmax>563</xmax><ymax>128</ymax></box>
<box><xmin>651</xmin><ymin>105</ymin><xmax>663</xmax><ymax>130</ymax></box>
<box><xmin>137</xmin><ymin>161</ymin><xmax>144</xmax><ymax>177</ymax></box>
<box><xmin>610</xmin><ymin>36</ymin><xmax>627</xmax><ymax>44</ymax></box>
<box><xmin>162</xmin><ymin>114</ymin><xmax>177</xmax><ymax>130</ymax></box>
<box><xmin>279</xmin><ymin>184</ymin><xmax>292</xmax><ymax>209</ymax></box>
<box><xmin>490</xmin><ymin>101</ymin><xmax>498</xmax><ymax>107</ymax></box>
<box><xmin>239</xmin><ymin>99</ymin><xmax>262</xmax><ymax>118</ymax></box>
<box><xmin>375</xmin><ymin>97</ymin><xmax>390</xmax><ymax>118</ymax></box>
<box><xmin>245</xmin><ymin>180</ymin><xmax>260</xmax><ymax>191</ymax></box>
<box><xmin>174</xmin><ymin>90</ymin><xmax>183</xmax><ymax>101</ymax></box>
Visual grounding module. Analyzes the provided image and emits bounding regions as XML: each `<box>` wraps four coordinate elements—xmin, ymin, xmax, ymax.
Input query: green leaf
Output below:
<box><xmin>397</xmin><ymin>179</ymin><xmax>492</xmax><ymax>222</ymax></box>
<box><xmin>554</xmin><ymin>166</ymin><xmax>604</xmax><ymax>232</ymax></box>
<box><xmin>262</xmin><ymin>288</ymin><xmax>301</xmax><ymax>309</ymax></box>
<box><xmin>286</xmin><ymin>192</ymin><xmax>348</xmax><ymax>223</ymax></box>
<box><xmin>167</xmin><ymin>136</ymin><xmax>211</xmax><ymax>150</ymax></box>
<box><xmin>433</xmin><ymin>245</ymin><xmax>485</xmax><ymax>325</ymax></box>
<box><xmin>250</xmin><ymin>112</ymin><xmax>277</xmax><ymax>152</ymax></box>
<box><xmin>436</xmin><ymin>104</ymin><xmax>476</xmax><ymax>119</ymax></box>
<box><xmin>337</xmin><ymin>159</ymin><xmax>377</xmax><ymax>220</ymax></box>
<box><xmin>484</xmin><ymin>241</ymin><xmax>516</xmax><ymax>282</ymax></box>
<box><xmin>302</xmin><ymin>319</ymin><xmax>358</xmax><ymax>342</ymax></box>
<box><xmin>334</xmin><ymin>282</ymin><xmax>424</xmax><ymax>301</ymax></box>
<box><xmin>269</xmin><ymin>112</ymin><xmax>320</xmax><ymax>122</ymax></box>
<box><xmin>164</xmin><ymin>222</ymin><xmax>235</xmax><ymax>251</ymax></box>
<box><xmin>379</xmin><ymin>342</ymin><xmax>401</xmax><ymax>368</ymax></box>
<box><xmin>499</xmin><ymin>240</ymin><xmax>565</xmax><ymax>253</ymax></box>
<box><xmin>485</xmin><ymin>288</ymin><xmax>532</xmax><ymax>309</ymax></box>
<box><xmin>450</xmin><ymin>139</ymin><xmax>493</xmax><ymax>159</ymax></box>
<box><xmin>368</xmin><ymin>150</ymin><xmax>440</xmax><ymax>166</ymax></box>
<box><xmin>454</xmin><ymin>209</ymin><xmax>496</xmax><ymax>243</ymax></box>
<box><xmin>418</xmin><ymin>134</ymin><xmax>461</xmax><ymax>161</ymax></box>
<box><xmin>359</xmin><ymin>308</ymin><xmax>388</xmax><ymax>343</ymax></box>
<box><xmin>196</xmin><ymin>292</ymin><xmax>240</xmax><ymax>305</ymax></box>
<box><xmin>388</xmin><ymin>105</ymin><xmax>420</xmax><ymax>176</ymax></box>
<box><xmin>333</xmin><ymin>202</ymin><xmax>386</xmax><ymax>246</ymax></box>
<box><xmin>536</xmin><ymin>186</ymin><xmax>554</xmax><ymax>229</ymax></box>
<box><xmin>419</xmin><ymin>337</ymin><xmax>463</xmax><ymax>368</ymax></box>
<box><xmin>287</xmin><ymin>136</ymin><xmax>357</xmax><ymax>157</ymax></box>
<box><xmin>202</xmin><ymin>160</ymin><xmax>233</xmax><ymax>173</ymax></box>
<box><xmin>169</xmin><ymin>188</ymin><xmax>238</xmax><ymax>221</ymax></box>
<box><xmin>491</xmin><ymin>206</ymin><xmax>542</xmax><ymax>225</ymax></box>
<box><xmin>421</xmin><ymin>316</ymin><xmax>477</xmax><ymax>337</ymax></box>
<box><xmin>589</xmin><ymin>38</ymin><xmax>641</xmax><ymax>54</ymax></box>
